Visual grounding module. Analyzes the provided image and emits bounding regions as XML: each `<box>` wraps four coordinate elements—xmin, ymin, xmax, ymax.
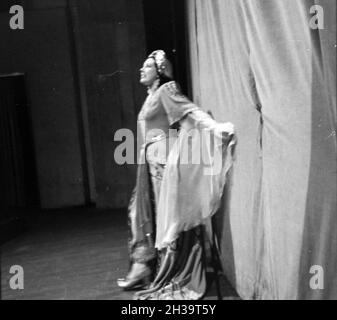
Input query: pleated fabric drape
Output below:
<box><xmin>187</xmin><ymin>0</ymin><xmax>336</xmax><ymax>300</ymax></box>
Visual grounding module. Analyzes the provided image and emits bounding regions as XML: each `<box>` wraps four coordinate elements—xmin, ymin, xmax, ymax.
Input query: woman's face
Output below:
<box><xmin>140</xmin><ymin>58</ymin><xmax>158</xmax><ymax>86</ymax></box>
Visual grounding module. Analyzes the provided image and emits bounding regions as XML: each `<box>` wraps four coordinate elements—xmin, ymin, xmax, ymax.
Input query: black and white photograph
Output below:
<box><xmin>0</xmin><ymin>0</ymin><xmax>336</xmax><ymax>303</ymax></box>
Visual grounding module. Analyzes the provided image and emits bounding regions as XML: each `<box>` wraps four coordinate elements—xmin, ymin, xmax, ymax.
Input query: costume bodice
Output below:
<box><xmin>136</xmin><ymin>81</ymin><xmax>199</xmax><ymax>167</ymax></box>
<box><xmin>138</xmin><ymin>87</ymin><xmax>170</xmax><ymax>145</ymax></box>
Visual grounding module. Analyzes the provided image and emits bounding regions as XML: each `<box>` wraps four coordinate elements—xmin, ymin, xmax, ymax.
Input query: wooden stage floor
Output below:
<box><xmin>0</xmin><ymin>208</ymin><xmax>239</xmax><ymax>300</ymax></box>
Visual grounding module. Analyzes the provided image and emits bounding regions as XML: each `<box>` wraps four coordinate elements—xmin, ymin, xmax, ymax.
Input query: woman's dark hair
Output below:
<box><xmin>159</xmin><ymin>74</ymin><xmax>173</xmax><ymax>87</ymax></box>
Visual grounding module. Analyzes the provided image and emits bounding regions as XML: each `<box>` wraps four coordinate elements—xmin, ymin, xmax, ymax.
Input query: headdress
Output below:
<box><xmin>148</xmin><ymin>50</ymin><xmax>173</xmax><ymax>79</ymax></box>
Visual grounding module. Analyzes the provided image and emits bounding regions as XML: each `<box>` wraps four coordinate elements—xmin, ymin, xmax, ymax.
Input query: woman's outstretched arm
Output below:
<box><xmin>158</xmin><ymin>81</ymin><xmax>234</xmax><ymax>137</ymax></box>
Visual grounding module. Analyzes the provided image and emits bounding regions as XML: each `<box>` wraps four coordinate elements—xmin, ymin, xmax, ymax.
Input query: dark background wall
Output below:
<box><xmin>71</xmin><ymin>0</ymin><xmax>148</xmax><ymax>208</ymax></box>
<box><xmin>0</xmin><ymin>0</ymin><xmax>148</xmax><ymax>214</ymax></box>
<box><xmin>0</xmin><ymin>0</ymin><xmax>86</xmax><ymax>209</ymax></box>
<box><xmin>0</xmin><ymin>0</ymin><xmax>188</xmax><ymax>235</ymax></box>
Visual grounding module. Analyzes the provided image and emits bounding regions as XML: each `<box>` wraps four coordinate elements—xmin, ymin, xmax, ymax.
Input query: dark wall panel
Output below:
<box><xmin>0</xmin><ymin>7</ymin><xmax>85</xmax><ymax>208</ymax></box>
<box><xmin>0</xmin><ymin>0</ymin><xmax>148</xmax><ymax>210</ymax></box>
<box><xmin>73</xmin><ymin>0</ymin><xmax>147</xmax><ymax>208</ymax></box>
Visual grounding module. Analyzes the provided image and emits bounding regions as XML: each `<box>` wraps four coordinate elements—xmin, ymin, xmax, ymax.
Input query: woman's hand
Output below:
<box><xmin>214</xmin><ymin>122</ymin><xmax>235</xmax><ymax>136</ymax></box>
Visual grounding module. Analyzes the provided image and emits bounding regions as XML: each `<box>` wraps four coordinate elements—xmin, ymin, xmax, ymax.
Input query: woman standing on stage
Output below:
<box><xmin>117</xmin><ymin>50</ymin><xmax>235</xmax><ymax>300</ymax></box>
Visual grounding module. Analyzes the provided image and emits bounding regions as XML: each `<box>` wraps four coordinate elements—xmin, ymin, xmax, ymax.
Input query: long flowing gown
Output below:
<box><xmin>127</xmin><ymin>81</ymin><xmax>235</xmax><ymax>300</ymax></box>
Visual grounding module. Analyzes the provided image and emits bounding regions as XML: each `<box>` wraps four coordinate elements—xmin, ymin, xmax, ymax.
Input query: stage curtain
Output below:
<box><xmin>187</xmin><ymin>0</ymin><xmax>336</xmax><ymax>299</ymax></box>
